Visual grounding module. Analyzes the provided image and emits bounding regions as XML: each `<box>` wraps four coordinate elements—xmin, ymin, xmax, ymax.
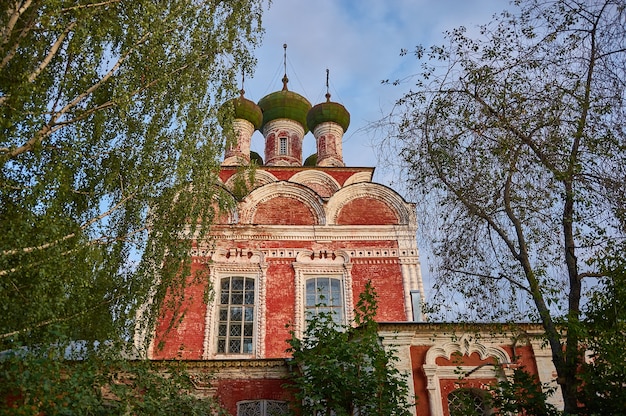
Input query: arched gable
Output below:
<box><xmin>223</xmin><ymin>169</ymin><xmax>278</xmax><ymax>193</ymax></box>
<box><xmin>239</xmin><ymin>182</ymin><xmax>325</xmax><ymax>225</ymax></box>
<box><xmin>343</xmin><ymin>171</ymin><xmax>372</xmax><ymax>186</ymax></box>
<box><xmin>290</xmin><ymin>170</ymin><xmax>341</xmax><ymax>199</ymax></box>
<box><xmin>326</xmin><ymin>182</ymin><xmax>415</xmax><ymax>226</ymax></box>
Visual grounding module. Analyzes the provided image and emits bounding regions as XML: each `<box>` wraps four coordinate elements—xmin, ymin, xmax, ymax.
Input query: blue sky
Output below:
<box><xmin>244</xmin><ymin>0</ymin><xmax>513</xmax><ymax>180</ymax></box>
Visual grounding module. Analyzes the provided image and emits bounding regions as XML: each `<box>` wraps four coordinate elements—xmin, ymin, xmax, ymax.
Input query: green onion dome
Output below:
<box><xmin>257</xmin><ymin>80</ymin><xmax>312</xmax><ymax>133</ymax></box>
<box><xmin>307</xmin><ymin>93</ymin><xmax>350</xmax><ymax>133</ymax></box>
<box><xmin>221</xmin><ymin>92</ymin><xmax>263</xmax><ymax>130</ymax></box>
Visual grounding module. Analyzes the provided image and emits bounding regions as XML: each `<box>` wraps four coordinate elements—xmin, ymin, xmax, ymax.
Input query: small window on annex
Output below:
<box><xmin>237</xmin><ymin>400</ymin><xmax>288</xmax><ymax>416</ymax></box>
<box><xmin>447</xmin><ymin>388</ymin><xmax>491</xmax><ymax>416</ymax></box>
<box><xmin>217</xmin><ymin>276</ymin><xmax>255</xmax><ymax>354</ymax></box>
<box><xmin>279</xmin><ymin>137</ymin><xmax>288</xmax><ymax>155</ymax></box>
<box><xmin>305</xmin><ymin>277</ymin><xmax>344</xmax><ymax>324</ymax></box>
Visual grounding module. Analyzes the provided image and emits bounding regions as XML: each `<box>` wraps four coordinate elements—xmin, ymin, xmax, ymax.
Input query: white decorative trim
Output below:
<box><xmin>222</xmin><ymin>119</ymin><xmax>254</xmax><ymax>165</ymax></box>
<box><xmin>238</xmin><ymin>181</ymin><xmax>325</xmax><ymax>225</ymax></box>
<box><xmin>289</xmin><ymin>170</ymin><xmax>341</xmax><ymax>198</ymax></box>
<box><xmin>203</xmin><ymin>249</ymin><xmax>268</xmax><ymax>359</ymax></box>
<box><xmin>326</xmin><ymin>182</ymin><xmax>416</xmax><ymax>226</ymax></box>
<box><xmin>223</xmin><ymin>170</ymin><xmax>278</xmax><ymax>195</ymax></box>
<box><xmin>263</xmin><ymin>118</ymin><xmax>305</xmax><ymax>166</ymax></box>
<box><xmin>343</xmin><ymin>171</ymin><xmax>373</xmax><ymax>185</ymax></box>
<box><xmin>312</xmin><ymin>122</ymin><xmax>345</xmax><ymax>167</ymax></box>
<box><xmin>423</xmin><ymin>335</ymin><xmax>512</xmax><ymax>416</ymax></box>
<box><xmin>292</xmin><ymin>250</ymin><xmax>354</xmax><ymax>338</ymax></box>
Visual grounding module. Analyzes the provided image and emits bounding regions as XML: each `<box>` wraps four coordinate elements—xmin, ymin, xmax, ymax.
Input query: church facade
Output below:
<box><xmin>144</xmin><ymin>74</ymin><xmax>562</xmax><ymax>415</ymax></box>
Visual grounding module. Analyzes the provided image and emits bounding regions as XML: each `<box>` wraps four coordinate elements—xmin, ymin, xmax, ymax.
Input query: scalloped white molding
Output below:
<box><xmin>223</xmin><ymin>170</ymin><xmax>278</xmax><ymax>195</ymax></box>
<box><xmin>289</xmin><ymin>170</ymin><xmax>341</xmax><ymax>198</ymax></box>
<box><xmin>423</xmin><ymin>334</ymin><xmax>512</xmax><ymax>416</ymax></box>
<box><xmin>343</xmin><ymin>171</ymin><xmax>372</xmax><ymax>186</ymax></box>
<box><xmin>326</xmin><ymin>182</ymin><xmax>416</xmax><ymax>226</ymax></box>
<box><xmin>239</xmin><ymin>181</ymin><xmax>326</xmax><ymax>225</ymax></box>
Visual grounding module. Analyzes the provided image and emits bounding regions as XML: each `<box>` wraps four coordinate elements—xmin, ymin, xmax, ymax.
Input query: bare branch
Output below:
<box><xmin>445</xmin><ymin>268</ymin><xmax>531</xmax><ymax>294</ymax></box>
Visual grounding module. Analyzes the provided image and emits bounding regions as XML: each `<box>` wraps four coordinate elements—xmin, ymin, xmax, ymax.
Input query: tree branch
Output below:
<box><xmin>1</xmin><ymin>0</ymin><xmax>33</xmax><ymax>48</ymax></box>
<box><xmin>26</xmin><ymin>21</ymin><xmax>76</xmax><ymax>83</ymax></box>
<box><xmin>1</xmin><ymin>192</ymin><xmax>136</xmax><ymax>258</ymax></box>
<box><xmin>444</xmin><ymin>268</ymin><xmax>531</xmax><ymax>294</ymax></box>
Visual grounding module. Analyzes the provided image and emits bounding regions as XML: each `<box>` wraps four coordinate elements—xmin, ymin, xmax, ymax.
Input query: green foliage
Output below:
<box><xmin>285</xmin><ymin>281</ymin><xmax>413</xmax><ymax>416</ymax></box>
<box><xmin>0</xmin><ymin>0</ymin><xmax>266</xmax><ymax>411</ymax></box>
<box><xmin>578</xmin><ymin>254</ymin><xmax>626</xmax><ymax>415</ymax></box>
<box><xmin>0</xmin><ymin>0</ymin><xmax>265</xmax><ymax>351</ymax></box>
<box><xmin>380</xmin><ymin>0</ymin><xmax>626</xmax><ymax>412</ymax></box>
<box><xmin>488</xmin><ymin>367</ymin><xmax>560</xmax><ymax>416</ymax></box>
<box><xmin>0</xmin><ymin>344</ymin><xmax>227</xmax><ymax>415</ymax></box>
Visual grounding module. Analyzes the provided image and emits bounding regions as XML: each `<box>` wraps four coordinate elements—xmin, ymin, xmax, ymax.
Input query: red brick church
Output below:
<box><xmin>138</xmin><ymin>71</ymin><xmax>562</xmax><ymax>415</ymax></box>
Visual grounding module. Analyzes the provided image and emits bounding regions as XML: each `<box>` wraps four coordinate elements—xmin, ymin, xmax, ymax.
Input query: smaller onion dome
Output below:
<box><xmin>257</xmin><ymin>76</ymin><xmax>312</xmax><ymax>133</ymax></box>
<box><xmin>307</xmin><ymin>93</ymin><xmax>350</xmax><ymax>133</ymax></box>
<box><xmin>220</xmin><ymin>91</ymin><xmax>263</xmax><ymax>130</ymax></box>
<box><xmin>303</xmin><ymin>153</ymin><xmax>317</xmax><ymax>166</ymax></box>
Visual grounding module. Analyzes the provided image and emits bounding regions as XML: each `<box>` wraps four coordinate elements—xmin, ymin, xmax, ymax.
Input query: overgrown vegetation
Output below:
<box><xmin>285</xmin><ymin>281</ymin><xmax>413</xmax><ymax>416</ymax></box>
<box><xmin>1</xmin><ymin>0</ymin><xmax>266</xmax><ymax>411</ymax></box>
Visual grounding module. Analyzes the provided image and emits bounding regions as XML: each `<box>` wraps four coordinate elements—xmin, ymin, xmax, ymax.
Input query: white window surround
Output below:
<box><xmin>422</xmin><ymin>335</ymin><xmax>512</xmax><ymax>416</ymax></box>
<box><xmin>293</xmin><ymin>250</ymin><xmax>354</xmax><ymax>338</ymax></box>
<box><xmin>203</xmin><ymin>248</ymin><xmax>267</xmax><ymax>359</ymax></box>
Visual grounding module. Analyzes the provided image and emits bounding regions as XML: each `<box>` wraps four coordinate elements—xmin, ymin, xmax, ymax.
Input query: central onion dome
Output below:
<box><xmin>258</xmin><ymin>76</ymin><xmax>312</xmax><ymax>134</ymax></box>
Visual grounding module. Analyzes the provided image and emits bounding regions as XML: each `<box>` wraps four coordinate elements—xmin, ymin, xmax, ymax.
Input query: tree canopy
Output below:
<box><xmin>0</xmin><ymin>0</ymin><xmax>264</xmax><ymax>351</ymax></box>
<box><xmin>285</xmin><ymin>281</ymin><xmax>413</xmax><ymax>416</ymax></box>
<box><xmin>379</xmin><ymin>0</ymin><xmax>625</xmax><ymax>413</ymax></box>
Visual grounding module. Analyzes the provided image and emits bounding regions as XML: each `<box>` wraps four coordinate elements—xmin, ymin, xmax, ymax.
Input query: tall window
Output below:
<box><xmin>279</xmin><ymin>137</ymin><xmax>288</xmax><ymax>155</ymax></box>
<box><xmin>218</xmin><ymin>276</ymin><xmax>255</xmax><ymax>354</ymax></box>
<box><xmin>448</xmin><ymin>388</ymin><xmax>490</xmax><ymax>416</ymax></box>
<box><xmin>305</xmin><ymin>277</ymin><xmax>343</xmax><ymax>324</ymax></box>
<box><xmin>237</xmin><ymin>400</ymin><xmax>288</xmax><ymax>416</ymax></box>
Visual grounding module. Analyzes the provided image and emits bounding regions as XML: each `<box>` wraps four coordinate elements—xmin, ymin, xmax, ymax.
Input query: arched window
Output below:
<box><xmin>217</xmin><ymin>276</ymin><xmax>255</xmax><ymax>354</ymax></box>
<box><xmin>447</xmin><ymin>388</ymin><xmax>490</xmax><ymax>416</ymax></box>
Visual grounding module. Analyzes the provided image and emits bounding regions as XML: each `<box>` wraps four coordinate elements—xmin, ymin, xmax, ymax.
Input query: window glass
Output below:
<box><xmin>279</xmin><ymin>137</ymin><xmax>287</xmax><ymax>155</ymax></box>
<box><xmin>218</xmin><ymin>276</ymin><xmax>255</xmax><ymax>354</ymax></box>
<box><xmin>448</xmin><ymin>388</ymin><xmax>489</xmax><ymax>416</ymax></box>
<box><xmin>305</xmin><ymin>277</ymin><xmax>343</xmax><ymax>324</ymax></box>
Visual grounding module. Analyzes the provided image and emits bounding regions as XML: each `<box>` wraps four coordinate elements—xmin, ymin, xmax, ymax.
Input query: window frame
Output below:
<box><xmin>279</xmin><ymin>136</ymin><xmax>288</xmax><ymax>155</ymax></box>
<box><xmin>203</xmin><ymin>249</ymin><xmax>267</xmax><ymax>359</ymax></box>
<box><xmin>216</xmin><ymin>275</ymin><xmax>257</xmax><ymax>355</ymax></box>
<box><xmin>304</xmin><ymin>276</ymin><xmax>345</xmax><ymax>325</ymax></box>
<box><xmin>293</xmin><ymin>250</ymin><xmax>354</xmax><ymax>338</ymax></box>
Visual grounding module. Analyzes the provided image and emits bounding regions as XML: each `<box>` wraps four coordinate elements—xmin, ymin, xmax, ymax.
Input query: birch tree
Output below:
<box><xmin>0</xmin><ymin>0</ymin><xmax>265</xmax><ymax>351</ymax></box>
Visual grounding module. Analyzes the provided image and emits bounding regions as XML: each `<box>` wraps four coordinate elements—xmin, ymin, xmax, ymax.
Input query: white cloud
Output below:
<box><xmin>246</xmin><ymin>0</ymin><xmax>512</xmax><ymax>172</ymax></box>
